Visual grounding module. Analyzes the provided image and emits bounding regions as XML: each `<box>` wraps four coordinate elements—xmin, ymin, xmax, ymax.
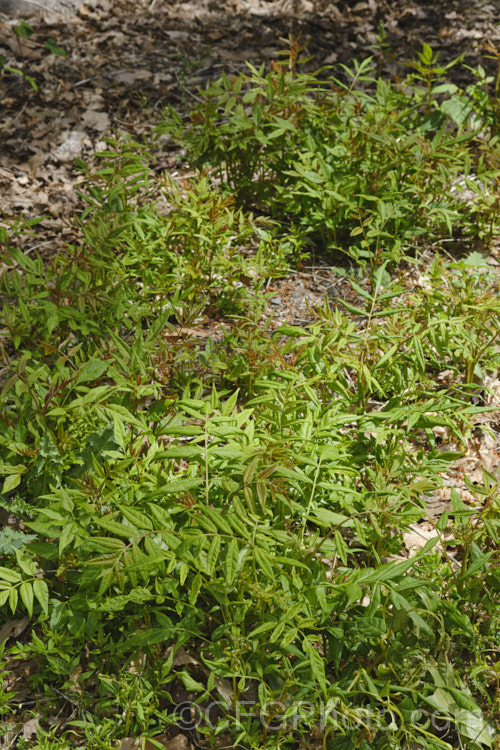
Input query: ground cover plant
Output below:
<box><xmin>0</xmin><ymin>38</ymin><xmax>500</xmax><ymax>750</ymax></box>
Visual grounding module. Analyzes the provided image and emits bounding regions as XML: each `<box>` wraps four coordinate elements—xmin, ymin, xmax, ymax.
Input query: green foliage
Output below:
<box><xmin>160</xmin><ymin>40</ymin><xmax>500</xmax><ymax>273</ymax></box>
<box><xmin>0</xmin><ymin>41</ymin><xmax>499</xmax><ymax>750</ymax></box>
<box><xmin>0</xmin><ymin>21</ymin><xmax>67</xmax><ymax>93</ymax></box>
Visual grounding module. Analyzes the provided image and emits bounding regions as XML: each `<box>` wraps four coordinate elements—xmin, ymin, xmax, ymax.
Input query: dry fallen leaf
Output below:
<box><xmin>0</xmin><ymin>29</ymin><xmax>42</xmax><ymax>59</ymax></box>
<box><xmin>0</xmin><ymin>617</ymin><xmax>29</xmax><ymax>645</ymax></box>
<box><xmin>214</xmin><ymin>675</ymin><xmax>234</xmax><ymax>704</ymax></box>
<box><xmin>403</xmin><ymin>523</ymin><xmax>456</xmax><ymax>560</ymax></box>
<box><xmin>159</xmin><ymin>735</ymin><xmax>189</xmax><ymax>750</ymax></box>
<box><xmin>52</xmin><ymin>130</ymin><xmax>88</xmax><ymax>162</ymax></box>
<box><xmin>171</xmin><ymin>646</ymin><xmax>199</xmax><ymax>667</ymax></box>
<box><xmin>22</xmin><ymin>717</ymin><xmax>40</xmax><ymax>740</ymax></box>
<box><xmin>164</xmin><ymin>327</ymin><xmax>211</xmax><ymax>340</ymax></box>
<box><xmin>81</xmin><ymin>109</ymin><xmax>111</xmax><ymax>131</ymax></box>
<box><xmin>424</xmin><ymin>488</ymin><xmax>451</xmax><ymax>519</ymax></box>
<box><xmin>479</xmin><ymin>446</ymin><xmax>499</xmax><ymax>474</ymax></box>
<box><xmin>113</xmin><ymin>69</ymin><xmax>153</xmax><ymax>84</ymax></box>
<box><xmin>403</xmin><ymin>523</ymin><xmax>439</xmax><ymax>553</ymax></box>
<box><xmin>118</xmin><ymin>739</ymin><xmax>140</xmax><ymax>750</ymax></box>
<box><xmin>69</xmin><ymin>665</ymin><xmax>83</xmax><ymax>694</ymax></box>
<box><xmin>119</xmin><ymin>734</ymin><xmax>189</xmax><ymax>750</ymax></box>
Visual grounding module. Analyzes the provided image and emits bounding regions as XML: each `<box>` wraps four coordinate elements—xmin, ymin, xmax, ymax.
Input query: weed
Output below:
<box><xmin>161</xmin><ymin>41</ymin><xmax>500</xmax><ymax>275</ymax></box>
<box><xmin>0</xmin><ymin>41</ymin><xmax>499</xmax><ymax>750</ymax></box>
<box><xmin>0</xmin><ymin>20</ymin><xmax>66</xmax><ymax>92</ymax></box>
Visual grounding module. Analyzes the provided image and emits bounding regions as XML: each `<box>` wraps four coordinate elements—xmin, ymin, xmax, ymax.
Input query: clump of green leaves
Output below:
<box><xmin>0</xmin><ymin>20</ymin><xmax>67</xmax><ymax>92</ymax></box>
<box><xmin>161</xmin><ymin>39</ymin><xmax>500</xmax><ymax>273</ymax></box>
<box><xmin>0</xmin><ymin>41</ymin><xmax>499</xmax><ymax>750</ymax></box>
